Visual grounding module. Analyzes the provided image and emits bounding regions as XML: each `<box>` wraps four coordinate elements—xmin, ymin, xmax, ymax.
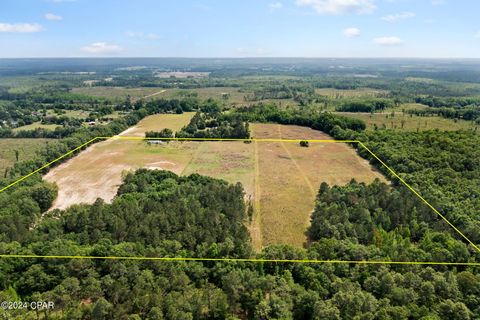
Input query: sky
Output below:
<box><xmin>0</xmin><ymin>0</ymin><xmax>479</xmax><ymax>58</ymax></box>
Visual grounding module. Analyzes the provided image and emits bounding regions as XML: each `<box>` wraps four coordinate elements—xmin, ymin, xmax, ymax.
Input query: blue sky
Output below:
<box><xmin>0</xmin><ymin>0</ymin><xmax>479</xmax><ymax>58</ymax></box>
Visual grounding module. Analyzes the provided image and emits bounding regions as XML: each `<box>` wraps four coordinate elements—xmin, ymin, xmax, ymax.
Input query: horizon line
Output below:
<box><xmin>1</xmin><ymin>56</ymin><xmax>480</xmax><ymax>60</ymax></box>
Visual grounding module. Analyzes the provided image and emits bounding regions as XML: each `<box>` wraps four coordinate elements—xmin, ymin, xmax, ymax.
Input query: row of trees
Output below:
<box><xmin>408</xmin><ymin>107</ymin><xmax>480</xmax><ymax>122</ymax></box>
<box><xmin>176</xmin><ymin>111</ymin><xmax>251</xmax><ymax>139</ymax></box>
<box><xmin>232</xmin><ymin>103</ymin><xmax>366</xmax><ymax>134</ymax></box>
<box><xmin>415</xmin><ymin>96</ymin><xmax>480</xmax><ymax>108</ymax></box>
<box><xmin>335</xmin><ymin>98</ymin><xmax>394</xmax><ymax>113</ymax></box>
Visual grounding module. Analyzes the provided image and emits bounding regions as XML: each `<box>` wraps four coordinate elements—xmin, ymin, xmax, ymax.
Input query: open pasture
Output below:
<box><xmin>338</xmin><ymin>112</ymin><xmax>477</xmax><ymax>131</ymax></box>
<box><xmin>0</xmin><ymin>138</ymin><xmax>52</xmax><ymax>173</ymax></box>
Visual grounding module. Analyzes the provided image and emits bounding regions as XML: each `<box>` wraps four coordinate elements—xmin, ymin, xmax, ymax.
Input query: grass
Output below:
<box><xmin>250</xmin><ymin>123</ymin><xmax>385</xmax><ymax>247</ymax></box>
<box><xmin>119</xmin><ymin>112</ymin><xmax>196</xmax><ymax>136</ymax></box>
<box><xmin>0</xmin><ymin>138</ymin><xmax>52</xmax><ymax>173</ymax></box>
<box><xmin>46</xmin><ymin>109</ymin><xmax>89</xmax><ymax>119</ymax></box>
<box><xmin>337</xmin><ymin>112</ymin><xmax>478</xmax><ymax>132</ymax></box>
<box><xmin>71</xmin><ymin>87</ymin><xmax>170</xmax><ymax>102</ymax></box>
<box><xmin>13</xmin><ymin>122</ymin><xmax>59</xmax><ymax>132</ymax></box>
<box><xmin>167</xmin><ymin>87</ymin><xmax>248</xmax><ymax>105</ymax></box>
<box><xmin>315</xmin><ymin>87</ymin><xmax>389</xmax><ymax>98</ymax></box>
<box><xmin>44</xmin><ymin>114</ymin><xmax>385</xmax><ymax>250</ymax></box>
<box><xmin>394</xmin><ymin>103</ymin><xmax>430</xmax><ymax>112</ymax></box>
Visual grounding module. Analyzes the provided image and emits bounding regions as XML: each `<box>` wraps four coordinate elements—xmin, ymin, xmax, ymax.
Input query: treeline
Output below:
<box><xmin>0</xmin><ymin>126</ymin><xmax>78</xmax><ymax>139</ymax></box>
<box><xmin>243</xmin><ymin>84</ymin><xmax>315</xmax><ymax>100</ymax></box>
<box><xmin>145</xmin><ymin>128</ymin><xmax>174</xmax><ymax>139</ymax></box>
<box><xmin>232</xmin><ymin>103</ymin><xmax>366</xmax><ymax>134</ymax></box>
<box><xmin>335</xmin><ymin>98</ymin><xmax>394</xmax><ymax>112</ymax></box>
<box><xmin>407</xmin><ymin>107</ymin><xmax>480</xmax><ymax>122</ymax></box>
<box><xmin>415</xmin><ymin>96</ymin><xmax>480</xmax><ymax>108</ymax></box>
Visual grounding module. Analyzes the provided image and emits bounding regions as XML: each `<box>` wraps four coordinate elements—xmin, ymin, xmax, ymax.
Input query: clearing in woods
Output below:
<box><xmin>43</xmin><ymin>114</ymin><xmax>385</xmax><ymax>249</ymax></box>
<box><xmin>338</xmin><ymin>112</ymin><xmax>477</xmax><ymax>132</ymax></box>
<box><xmin>0</xmin><ymin>138</ymin><xmax>53</xmax><ymax>173</ymax></box>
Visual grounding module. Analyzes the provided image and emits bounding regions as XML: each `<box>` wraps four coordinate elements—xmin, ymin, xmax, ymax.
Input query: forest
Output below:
<box><xmin>1</xmin><ymin>168</ymin><xmax>479</xmax><ymax>319</ymax></box>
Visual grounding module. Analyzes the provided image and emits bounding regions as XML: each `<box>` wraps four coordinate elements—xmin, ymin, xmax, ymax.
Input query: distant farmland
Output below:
<box><xmin>44</xmin><ymin>114</ymin><xmax>385</xmax><ymax>249</ymax></box>
<box><xmin>72</xmin><ymin>86</ymin><xmax>170</xmax><ymax>101</ymax></box>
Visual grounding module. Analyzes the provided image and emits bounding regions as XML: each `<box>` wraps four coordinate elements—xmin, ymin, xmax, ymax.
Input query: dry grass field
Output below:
<box><xmin>337</xmin><ymin>112</ymin><xmax>477</xmax><ymax>131</ymax></box>
<box><xmin>44</xmin><ymin>113</ymin><xmax>196</xmax><ymax>210</ymax></box>
<box><xmin>0</xmin><ymin>138</ymin><xmax>52</xmax><ymax>172</ymax></box>
<box><xmin>250</xmin><ymin>123</ymin><xmax>385</xmax><ymax>247</ymax></box>
<box><xmin>43</xmin><ymin>115</ymin><xmax>386</xmax><ymax>249</ymax></box>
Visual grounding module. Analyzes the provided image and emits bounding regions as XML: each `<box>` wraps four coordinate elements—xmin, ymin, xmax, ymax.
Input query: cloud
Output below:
<box><xmin>343</xmin><ymin>27</ymin><xmax>361</xmax><ymax>38</ymax></box>
<box><xmin>45</xmin><ymin>13</ymin><xmax>63</xmax><ymax>20</ymax></box>
<box><xmin>295</xmin><ymin>0</ymin><xmax>376</xmax><ymax>15</ymax></box>
<box><xmin>373</xmin><ymin>36</ymin><xmax>404</xmax><ymax>46</ymax></box>
<box><xmin>0</xmin><ymin>23</ymin><xmax>43</xmax><ymax>33</ymax></box>
<box><xmin>381</xmin><ymin>11</ymin><xmax>415</xmax><ymax>22</ymax></box>
<box><xmin>81</xmin><ymin>42</ymin><xmax>123</xmax><ymax>54</ymax></box>
<box><xmin>269</xmin><ymin>2</ymin><xmax>283</xmax><ymax>10</ymax></box>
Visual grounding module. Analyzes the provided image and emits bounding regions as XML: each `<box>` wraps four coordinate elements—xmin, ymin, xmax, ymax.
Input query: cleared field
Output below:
<box><xmin>44</xmin><ymin>115</ymin><xmax>385</xmax><ymax>249</ymax></box>
<box><xmin>337</xmin><ymin>112</ymin><xmax>477</xmax><ymax>131</ymax></box>
<box><xmin>0</xmin><ymin>138</ymin><xmax>52</xmax><ymax>172</ymax></box>
<box><xmin>44</xmin><ymin>113</ymin><xmax>196</xmax><ymax>210</ymax></box>
<box><xmin>315</xmin><ymin>87</ymin><xmax>389</xmax><ymax>98</ymax></box>
<box><xmin>250</xmin><ymin>123</ymin><xmax>386</xmax><ymax>247</ymax></box>
<box><xmin>71</xmin><ymin>87</ymin><xmax>170</xmax><ymax>101</ymax></box>
<box><xmin>166</xmin><ymin>87</ymin><xmax>248</xmax><ymax>105</ymax></box>
<box><xmin>13</xmin><ymin>122</ymin><xmax>59</xmax><ymax>132</ymax></box>
<box><xmin>46</xmin><ymin>109</ymin><xmax>89</xmax><ymax>119</ymax></box>
<box><xmin>120</xmin><ymin>112</ymin><xmax>196</xmax><ymax>136</ymax></box>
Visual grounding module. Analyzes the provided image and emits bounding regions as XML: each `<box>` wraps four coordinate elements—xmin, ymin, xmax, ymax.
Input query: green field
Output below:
<box><xmin>13</xmin><ymin>122</ymin><xmax>60</xmax><ymax>132</ymax></box>
<box><xmin>338</xmin><ymin>112</ymin><xmax>478</xmax><ymax>131</ymax></box>
<box><xmin>168</xmin><ymin>87</ymin><xmax>247</xmax><ymax>103</ymax></box>
<box><xmin>0</xmin><ymin>138</ymin><xmax>52</xmax><ymax>173</ymax></box>
<box><xmin>315</xmin><ymin>87</ymin><xmax>389</xmax><ymax>98</ymax></box>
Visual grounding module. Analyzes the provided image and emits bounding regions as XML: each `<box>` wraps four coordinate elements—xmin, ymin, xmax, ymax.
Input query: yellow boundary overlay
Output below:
<box><xmin>0</xmin><ymin>136</ymin><xmax>479</xmax><ymax>266</ymax></box>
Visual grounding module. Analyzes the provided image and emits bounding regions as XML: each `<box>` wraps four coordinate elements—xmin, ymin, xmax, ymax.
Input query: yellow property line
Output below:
<box><xmin>0</xmin><ymin>254</ymin><xmax>479</xmax><ymax>266</ymax></box>
<box><xmin>0</xmin><ymin>135</ymin><xmax>479</xmax><ymax>264</ymax></box>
